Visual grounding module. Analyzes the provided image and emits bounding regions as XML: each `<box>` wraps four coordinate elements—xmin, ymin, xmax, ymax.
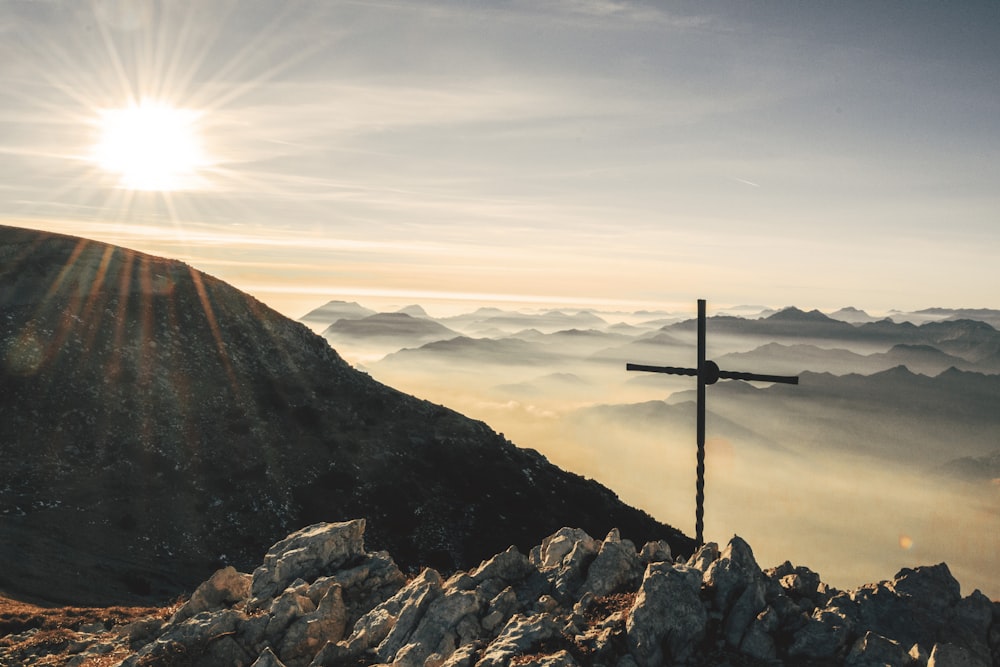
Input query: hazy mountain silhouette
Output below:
<box><xmin>299</xmin><ymin>300</ymin><xmax>375</xmax><ymax>326</ymax></box>
<box><xmin>322</xmin><ymin>312</ymin><xmax>458</xmax><ymax>346</ymax></box>
<box><xmin>0</xmin><ymin>225</ymin><xmax>690</xmax><ymax>606</ymax></box>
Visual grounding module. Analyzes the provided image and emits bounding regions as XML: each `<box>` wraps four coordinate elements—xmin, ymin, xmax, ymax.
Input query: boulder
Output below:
<box><xmin>788</xmin><ymin>609</ymin><xmax>851</xmax><ymax>661</ymax></box>
<box><xmin>172</xmin><ymin>566</ymin><xmax>252</xmax><ymax>623</ymax></box>
<box><xmin>580</xmin><ymin>528</ymin><xmax>643</xmax><ymax>598</ymax></box>
<box><xmin>278</xmin><ymin>584</ymin><xmax>348</xmax><ymax>665</ymax></box>
<box><xmin>474</xmin><ymin>613</ymin><xmax>562</xmax><ymax>667</ymax></box>
<box><xmin>845</xmin><ymin>631</ymin><xmax>914</xmax><ymax>667</ymax></box>
<box><xmin>928</xmin><ymin>642</ymin><xmax>991</xmax><ymax>667</ymax></box>
<box><xmin>251</xmin><ymin>647</ymin><xmax>288</xmax><ymax>667</ymax></box>
<box><xmin>392</xmin><ymin>589</ymin><xmax>482</xmax><ymax>667</ymax></box>
<box><xmin>626</xmin><ymin>563</ymin><xmax>706</xmax><ymax>666</ymax></box>
<box><xmin>249</xmin><ymin>520</ymin><xmax>366</xmax><ymax>606</ymax></box>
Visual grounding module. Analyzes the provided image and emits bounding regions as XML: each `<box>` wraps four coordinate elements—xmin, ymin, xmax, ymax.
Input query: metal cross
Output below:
<box><xmin>626</xmin><ymin>299</ymin><xmax>799</xmax><ymax>546</ymax></box>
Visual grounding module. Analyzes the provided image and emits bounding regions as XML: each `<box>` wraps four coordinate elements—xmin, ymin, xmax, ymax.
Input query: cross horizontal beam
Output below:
<box><xmin>626</xmin><ymin>362</ymin><xmax>799</xmax><ymax>385</ymax></box>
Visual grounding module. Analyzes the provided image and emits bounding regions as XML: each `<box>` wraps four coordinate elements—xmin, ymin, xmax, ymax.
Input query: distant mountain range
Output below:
<box><xmin>0</xmin><ymin>226</ymin><xmax>689</xmax><ymax>606</ymax></box>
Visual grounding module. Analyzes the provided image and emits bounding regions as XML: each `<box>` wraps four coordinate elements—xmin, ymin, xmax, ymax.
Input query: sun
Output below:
<box><xmin>91</xmin><ymin>99</ymin><xmax>210</xmax><ymax>191</ymax></box>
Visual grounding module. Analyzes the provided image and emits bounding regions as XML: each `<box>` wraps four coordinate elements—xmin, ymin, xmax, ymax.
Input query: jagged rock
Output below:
<box><xmin>580</xmin><ymin>528</ymin><xmax>643</xmax><ymax>598</ymax></box>
<box><xmin>474</xmin><ymin>613</ymin><xmax>562</xmax><ymax>667</ymax></box>
<box><xmin>740</xmin><ymin>605</ymin><xmax>779</xmax><ymax>661</ymax></box>
<box><xmin>686</xmin><ymin>541</ymin><xmax>719</xmax><ymax>572</ymax></box>
<box><xmin>482</xmin><ymin>586</ymin><xmax>520</xmax><ymax>634</ymax></box>
<box><xmin>278</xmin><ymin>584</ymin><xmax>348</xmax><ymax>665</ymax></box>
<box><xmin>392</xmin><ymin>589</ymin><xmax>482</xmax><ymax>667</ymax></box>
<box><xmin>531</xmin><ymin>528</ymin><xmax>599</xmax><ymax>570</ymax></box>
<box><xmin>514</xmin><ymin>649</ymin><xmax>579</xmax><ymax>666</ymax></box>
<box><xmin>788</xmin><ymin>608</ymin><xmax>851</xmax><ymax>660</ymax></box>
<box><xmin>308</xmin><ymin>550</ymin><xmax>406</xmax><ymax>626</ymax></box>
<box><xmin>250</xmin><ymin>520</ymin><xmax>367</xmax><ymax>606</ymax></box>
<box><xmin>637</xmin><ymin>539</ymin><xmax>671</xmax><ymax>564</ymax></box>
<box><xmin>252</xmin><ymin>647</ymin><xmax>289</xmax><ymax>667</ymax></box>
<box><xmin>845</xmin><ymin>630</ymin><xmax>914</xmax><ymax>666</ymax></box>
<box><xmin>73</xmin><ymin>520</ymin><xmax>997</xmax><ymax>667</ymax></box>
<box><xmin>702</xmin><ymin>536</ymin><xmax>767</xmax><ymax>648</ymax></box>
<box><xmin>533</xmin><ymin>528</ymin><xmax>601</xmax><ymax>603</ymax></box>
<box><xmin>471</xmin><ymin>545</ymin><xmax>534</xmax><ymax>585</ymax></box>
<box><xmin>173</xmin><ymin>565</ymin><xmax>252</xmax><ymax>623</ymax></box>
<box><xmin>928</xmin><ymin>642</ymin><xmax>991</xmax><ymax>667</ymax></box>
<box><xmin>122</xmin><ymin>608</ymin><xmax>250</xmax><ymax>667</ymax></box>
<box><xmin>369</xmin><ymin>568</ymin><xmax>444</xmax><ymax>661</ymax></box>
<box><xmin>265</xmin><ymin>587</ymin><xmax>317</xmax><ymax>645</ymax></box>
<box><xmin>626</xmin><ymin>563</ymin><xmax>706</xmax><ymax>666</ymax></box>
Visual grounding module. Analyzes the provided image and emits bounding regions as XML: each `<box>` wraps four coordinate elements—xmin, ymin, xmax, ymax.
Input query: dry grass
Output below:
<box><xmin>0</xmin><ymin>593</ymin><xmax>180</xmax><ymax>666</ymax></box>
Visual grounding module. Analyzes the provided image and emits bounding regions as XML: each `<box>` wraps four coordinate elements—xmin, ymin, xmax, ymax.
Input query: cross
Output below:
<box><xmin>626</xmin><ymin>299</ymin><xmax>799</xmax><ymax>546</ymax></box>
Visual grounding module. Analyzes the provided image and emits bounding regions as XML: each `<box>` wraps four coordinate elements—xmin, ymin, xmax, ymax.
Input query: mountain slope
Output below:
<box><xmin>0</xmin><ymin>225</ymin><xmax>690</xmax><ymax>605</ymax></box>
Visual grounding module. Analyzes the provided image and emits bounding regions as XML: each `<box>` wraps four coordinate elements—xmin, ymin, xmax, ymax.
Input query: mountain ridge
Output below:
<box><xmin>0</xmin><ymin>225</ymin><xmax>690</xmax><ymax>606</ymax></box>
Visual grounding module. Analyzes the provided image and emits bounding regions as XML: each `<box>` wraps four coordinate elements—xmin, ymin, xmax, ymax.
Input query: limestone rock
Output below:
<box><xmin>278</xmin><ymin>583</ymin><xmax>348</xmax><ymax>665</ymax></box>
<box><xmin>626</xmin><ymin>563</ymin><xmax>706</xmax><ymax>666</ymax></box>
<box><xmin>470</xmin><ymin>545</ymin><xmax>534</xmax><ymax>585</ymax></box>
<box><xmin>788</xmin><ymin>609</ymin><xmax>851</xmax><ymax>661</ymax></box>
<box><xmin>580</xmin><ymin>528</ymin><xmax>643</xmax><ymax>598</ymax></box>
<box><xmin>928</xmin><ymin>642</ymin><xmax>991</xmax><ymax>667</ymax></box>
<box><xmin>173</xmin><ymin>565</ymin><xmax>252</xmax><ymax>623</ymax></box>
<box><xmin>845</xmin><ymin>631</ymin><xmax>914</xmax><ymax>667</ymax></box>
<box><xmin>637</xmin><ymin>539</ymin><xmax>671</xmax><ymax>564</ymax></box>
<box><xmin>252</xmin><ymin>647</ymin><xmax>288</xmax><ymax>667</ymax></box>
<box><xmin>474</xmin><ymin>613</ymin><xmax>562</xmax><ymax>667</ymax></box>
<box><xmin>250</xmin><ymin>520</ymin><xmax>367</xmax><ymax>606</ymax></box>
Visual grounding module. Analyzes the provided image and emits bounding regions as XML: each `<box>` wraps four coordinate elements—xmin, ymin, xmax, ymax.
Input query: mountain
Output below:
<box><xmin>827</xmin><ymin>306</ymin><xmax>879</xmax><ymax>323</ymax></box>
<box><xmin>322</xmin><ymin>312</ymin><xmax>458</xmax><ymax>346</ymax></box>
<box><xmin>298</xmin><ymin>300</ymin><xmax>375</xmax><ymax>326</ymax></box>
<box><xmin>0</xmin><ymin>225</ymin><xmax>690</xmax><ymax>606</ymax></box>
<box><xmin>663</xmin><ymin>366</ymin><xmax>1000</xmax><ymax>465</ymax></box>
<box><xmin>714</xmin><ymin>342</ymin><xmax>976</xmax><ymax>376</ymax></box>
<box><xmin>395</xmin><ymin>304</ymin><xmax>430</xmax><ymax>319</ymax></box>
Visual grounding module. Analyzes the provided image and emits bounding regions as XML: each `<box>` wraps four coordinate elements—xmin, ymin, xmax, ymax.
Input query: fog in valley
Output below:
<box><xmin>303</xmin><ymin>301</ymin><xmax>1000</xmax><ymax>599</ymax></box>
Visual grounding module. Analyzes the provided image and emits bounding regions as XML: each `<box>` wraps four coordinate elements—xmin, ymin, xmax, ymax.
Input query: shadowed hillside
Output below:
<box><xmin>0</xmin><ymin>225</ymin><xmax>690</xmax><ymax>606</ymax></box>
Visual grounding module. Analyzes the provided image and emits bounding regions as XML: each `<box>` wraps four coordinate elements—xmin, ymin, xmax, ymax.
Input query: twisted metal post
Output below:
<box><xmin>696</xmin><ymin>299</ymin><xmax>707</xmax><ymax>546</ymax></box>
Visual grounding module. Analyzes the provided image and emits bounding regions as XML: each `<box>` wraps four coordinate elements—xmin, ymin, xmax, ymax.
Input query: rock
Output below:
<box><xmin>580</xmin><ymin>528</ymin><xmax>643</xmax><ymax>598</ymax></box>
<box><xmin>703</xmin><ymin>536</ymin><xmax>762</xmax><ymax>611</ymax></box>
<box><xmin>173</xmin><ymin>566</ymin><xmax>252</xmax><ymax>623</ymax></box>
<box><xmin>788</xmin><ymin>609</ymin><xmax>851</xmax><ymax>661</ymax></box>
<box><xmin>637</xmin><ymin>540</ymin><xmax>671</xmax><ymax>564</ymax></box>
<box><xmin>740</xmin><ymin>606</ymin><xmax>779</xmax><ymax>661</ymax></box>
<box><xmin>943</xmin><ymin>590</ymin><xmax>994</xmax><ymax>661</ymax></box>
<box><xmin>470</xmin><ymin>545</ymin><xmax>534</xmax><ymax>585</ymax></box>
<box><xmin>482</xmin><ymin>587</ymin><xmax>520</xmax><ymax>634</ymax></box>
<box><xmin>928</xmin><ymin>642</ymin><xmax>991</xmax><ymax>667</ymax></box>
<box><xmin>474</xmin><ymin>613</ymin><xmax>562</xmax><ymax>667</ymax></box>
<box><xmin>250</xmin><ymin>520</ymin><xmax>367</xmax><ymax>606</ymax></box>
<box><xmin>626</xmin><ymin>563</ymin><xmax>706</xmax><ymax>666</ymax></box>
<box><xmin>891</xmin><ymin>564</ymin><xmax>962</xmax><ymax>613</ymax></box>
<box><xmin>530</xmin><ymin>527</ymin><xmax>601</xmax><ymax>604</ymax></box>
<box><xmin>686</xmin><ymin>541</ymin><xmax>719</xmax><ymax>573</ymax></box>
<box><xmin>531</xmin><ymin>528</ymin><xmax>598</xmax><ymax>570</ymax></box>
<box><xmin>372</xmin><ymin>568</ymin><xmax>444</xmax><ymax>662</ymax></box>
<box><xmin>252</xmin><ymin>647</ymin><xmax>288</xmax><ymax>667</ymax></box>
<box><xmin>278</xmin><ymin>584</ymin><xmax>348</xmax><ymax>665</ymax></box>
<box><xmin>845</xmin><ymin>631</ymin><xmax>914</xmax><ymax>667</ymax></box>
<box><xmin>310</xmin><ymin>550</ymin><xmax>405</xmax><ymax>626</ymax></box>
<box><xmin>392</xmin><ymin>589</ymin><xmax>482</xmax><ymax>667</ymax></box>
<box><xmin>514</xmin><ymin>649</ymin><xmax>578</xmax><ymax>666</ymax></box>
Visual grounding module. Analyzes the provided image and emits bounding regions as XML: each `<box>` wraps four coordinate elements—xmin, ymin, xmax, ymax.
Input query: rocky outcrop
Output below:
<box><xmin>40</xmin><ymin>519</ymin><xmax>986</xmax><ymax>667</ymax></box>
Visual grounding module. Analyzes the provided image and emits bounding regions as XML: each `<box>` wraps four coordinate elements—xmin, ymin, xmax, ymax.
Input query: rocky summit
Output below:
<box><xmin>0</xmin><ymin>225</ymin><xmax>689</xmax><ymax>606</ymax></box>
<box><xmin>6</xmin><ymin>520</ymin><xmax>996</xmax><ymax>667</ymax></box>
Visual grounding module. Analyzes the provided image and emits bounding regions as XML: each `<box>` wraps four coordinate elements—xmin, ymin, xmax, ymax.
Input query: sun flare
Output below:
<box><xmin>92</xmin><ymin>99</ymin><xmax>210</xmax><ymax>191</ymax></box>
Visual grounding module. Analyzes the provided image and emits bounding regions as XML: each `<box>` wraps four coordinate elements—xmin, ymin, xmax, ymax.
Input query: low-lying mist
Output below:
<box><xmin>312</xmin><ymin>304</ymin><xmax>1000</xmax><ymax>599</ymax></box>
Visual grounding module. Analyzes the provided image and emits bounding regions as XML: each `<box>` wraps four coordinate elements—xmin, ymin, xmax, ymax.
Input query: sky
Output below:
<box><xmin>2</xmin><ymin>0</ymin><xmax>999</xmax><ymax>318</ymax></box>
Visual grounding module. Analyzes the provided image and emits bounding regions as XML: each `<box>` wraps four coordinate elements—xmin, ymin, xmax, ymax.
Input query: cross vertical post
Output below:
<box><xmin>626</xmin><ymin>299</ymin><xmax>799</xmax><ymax>547</ymax></box>
<box><xmin>696</xmin><ymin>299</ymin><xmax>707</xmax><ymax>546</ymax></box>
